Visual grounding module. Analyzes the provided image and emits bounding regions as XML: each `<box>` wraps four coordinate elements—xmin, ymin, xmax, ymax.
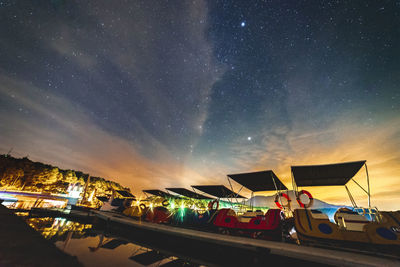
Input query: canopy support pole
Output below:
<box><xmin>226</xmin><ymin>177</ymin><xmax>234</xmax><ymax>208</ymax></box>
<box><xmin>291</xmin><ymin>170</ymin><xmax>298</xmax><ymax>197</ymax></box>
<box><xmin>236</xmin><ymin>186</ymin><xmax>244</xmax><ymax>198</ymax></box>
<box><xmin>271</xmin><ymin>173</ymin><xmax>283</xmax><ymax>209</ymax></box>
<box><xmin>191</xmin><ymin>186</ymin><xmax>197</xmax><ymax>194</ymax></box>
<box><xmin>235</xmin><ymin>186</ymin><xmax>245</xmax><ymax>212</ymax></box>
<box><xmin>345</xmin><ymin>185</ymin><xmax>357</xmax><ymax>208</ymax></box>
<box><xmin>251</xmin><ymin>191</ymin><xmax>254</xmax><ymax>210</ymax></box>
<box><xmin>351</xmin><ymin>179</ymin><xmax>369</xmax><ymax>195</ymax></box>
<box><xmin>365</xmin><ymin>163</ymin><xmax>371</xmax><ymax>208</ymax></box>
<box><xmin>227</xmin><ymin>177</ymin><xmax>242</xmax><ymax>207</ymax></box>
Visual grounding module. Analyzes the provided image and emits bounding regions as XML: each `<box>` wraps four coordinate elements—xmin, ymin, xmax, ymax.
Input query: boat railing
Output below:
<box><xmin>354</xmin><ymin>207</ymin><xmax>382</xmax><ymax>222</ymax></box>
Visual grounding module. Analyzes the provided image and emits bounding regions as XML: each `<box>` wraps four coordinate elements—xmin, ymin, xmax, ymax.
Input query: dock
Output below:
<box><xmin>0</xmin><ymin>203</ymin><xmax>82</xmax><ymax>267</ymax></box>
<box><xmin>93</xmin><ymin>210</ymin><xmax>400</xmax><ymax>267</ymax></box>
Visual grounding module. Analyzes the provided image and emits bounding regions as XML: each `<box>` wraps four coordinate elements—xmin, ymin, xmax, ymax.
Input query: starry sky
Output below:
<box><xmin>1</xmin><ymin>1</ymin><xmax>400</xmax><ymax>210</ymax></box>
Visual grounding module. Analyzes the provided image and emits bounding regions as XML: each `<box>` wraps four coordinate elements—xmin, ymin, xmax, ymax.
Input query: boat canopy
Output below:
<box><xmin>116</xmin><ymin>190</ymin><xmax>135</xmax><ymax>198</ymax></box>
<box><xmin>191</xmin><ymin>185</ymin><xmax>245</xmax><ymax>198</ymax></box>
<box><xmin>227</xmin><ymin>170</ymin><xmax>287</xmax><ymax>192</ymax></box>
<box><xmin>142</xmin><ymin>189</ymin><xmax>176</xmax><ymax>198</ymax></box>
<box><xmin>165</xmin><ymin>187</ymin><xmax>213</xmax><ymax>199</ymax></box>
<box><xmin>291</xmin><ymin>160</ymin><xmax>366</xmax><ymax>186</ymax></box>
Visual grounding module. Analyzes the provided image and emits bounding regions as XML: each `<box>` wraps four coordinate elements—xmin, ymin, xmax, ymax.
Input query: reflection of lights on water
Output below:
<box><xmin>52</xmin><ymin>217</ymin><xmax>67</xmax><ymax>228</ymax></box>
<box><xmin>26</xmin><ymin>217</ymin><xmax>93</xmax><ymax>240</ymax></box>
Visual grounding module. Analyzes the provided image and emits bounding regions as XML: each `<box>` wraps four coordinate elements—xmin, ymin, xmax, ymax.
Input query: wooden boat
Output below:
<box><xmin>291</xmin><ymin>161</ymin><xmax>400</xmax><ymax>252</ymax></box>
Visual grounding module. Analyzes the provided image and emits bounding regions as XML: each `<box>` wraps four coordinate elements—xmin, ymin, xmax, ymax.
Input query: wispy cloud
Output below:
<box><xmin>0</xmin><ymin>74</ymin><xmax>209</xmax><ymax>193</ymax></box>
<box><xmin>227</xmin><ymin>113</ymin><xmax>400</xmax><ymax>210</ymax></box>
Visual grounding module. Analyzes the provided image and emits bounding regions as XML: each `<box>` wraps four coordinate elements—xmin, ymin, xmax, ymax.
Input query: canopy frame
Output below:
<box><xmin>142</xmin><ymin>189</ymin><xmax>176</xmax><ymax>199</ymax></box>
<box><xmin>165</xmin><ymin>187</ymin><xmax>212</xmax><ymax>200</ymax></box>
<box><xmin>191</xmin><ymin>185</ymin><xmax>245</xmax><ymax>207</ymax></box>
<box><xmin>291</xmin><ymin>161</ymin><xmax>371</xmax><ymax>209</ymax></box>
<box><xmin>226</xmin><ymin>170</ymin><xmax>287</xmax><ymax>211</ymax></box>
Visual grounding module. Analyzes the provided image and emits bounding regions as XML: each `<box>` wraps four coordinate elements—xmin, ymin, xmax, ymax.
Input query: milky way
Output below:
<box><xmin>1</xmin><ymin>1</ymin><xmax>399</xmax><ymax>209</ymax></box>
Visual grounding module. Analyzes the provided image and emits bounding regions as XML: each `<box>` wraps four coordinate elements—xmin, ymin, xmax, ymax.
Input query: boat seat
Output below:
<box><xmin>238</xmin><ymin>210</ymin><xmax>264</xmax><ymax>223</ymax></box>
<box><xmin>226</xmin><ymin>209</ymin><xmax>236</xmax><ymax>216</ymax></box>
<box><xmin>334</xmin><ymin>208</ymin><xmax>369</xmax><ymax>231</ymax></box>
<box><xmin>310</xmin><ymin>209</ymin><xmax>329</xmax><ymax>220</ymax></box>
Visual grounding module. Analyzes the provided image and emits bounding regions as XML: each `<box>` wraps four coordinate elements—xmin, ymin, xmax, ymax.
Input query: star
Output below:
<box><xmin>247</xmin><ymin>136</ymin><xmax>252</xmax><ymax>141</ymax></box>
<box><xmin>240</xmin><ymin>21</ymin><xmax>246</xmax><ymax>27</ymax></box>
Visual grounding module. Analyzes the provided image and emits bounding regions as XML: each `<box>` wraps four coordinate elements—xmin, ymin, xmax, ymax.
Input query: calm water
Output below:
<box><xmin>24</xmin><ymin>217</ymin><xmax>202</xmax><ymax>267</ymax></box>
<box><xmin>20</xmin><ymin>215</ymin><xmax>330</xmax><ymax>267</ymax></box>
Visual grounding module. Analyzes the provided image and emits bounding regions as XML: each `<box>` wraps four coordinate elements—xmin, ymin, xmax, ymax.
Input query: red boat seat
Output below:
<box><xmin>213</xmin><ymin>209</ymin><xmax>239</xmax><ymax>228</ymax></box>
<box><xmin>237</xmin><ymin>209</ymin><xmax>281</xmax><ymax>230</ymax></box>
<box><xmin>238</xmin><ymin>210</ymin><xmax>264</xmax><ymax>223</ymax></box>
<box><xmin>261</xmin><ymin>209</ymin><xmax>281</xmax><ymax>230</ymax></box>
<box><xmin>214</xmin><ymin>208</ymin><xmax>281</xmax><ymax>231</ymax></box>
<box><xmin>145</xmin><ymin>206</ymin><xmax>171</xmax><ymax>224</ymax></box>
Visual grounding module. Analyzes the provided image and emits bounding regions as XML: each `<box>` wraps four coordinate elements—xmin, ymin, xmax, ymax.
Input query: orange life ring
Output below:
<box><xmin>274</xmin><ymin>193</ymin><xmax>291</xmax><ymax>209</ymax></box>
<box><xmin>296</xmin><ymin>190</ymin><xmax>314</xmax><ymax>208</ymax></box>
<box><xmin>208</xmin><ymin>200</ymin><xmax>219</xmax><ymax>210</ymax></box>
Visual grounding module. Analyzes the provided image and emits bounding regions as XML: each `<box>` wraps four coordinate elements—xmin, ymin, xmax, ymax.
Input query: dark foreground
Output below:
<box><xmin>0</xmin><ymin>203</ymin><xmax>82</xmax><ymax>267</ymax></box>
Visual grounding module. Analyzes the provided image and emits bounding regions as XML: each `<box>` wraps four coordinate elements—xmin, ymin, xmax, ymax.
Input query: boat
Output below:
<box><xmin>194</xmin><ymin>176</ymin><xmax>285</xmax><ymax>241</ymax></box>
<box><xmin>165</xmin><ymin>187</ymin><xmax>215</xmax><ymax>227</ymax></box>
<box><xmin>123</xmin><ymin>189</ymin><xmax>175</xmax><ymax>222</ymax></box>
<box><xmin>291</xmin><ymin>160</ymin><xmax>400</xmax><ymax>252</ymax></box>
<box><xmin>100</xmin><ymin>189</ymin><xmax>135</xmax><ymax>212</ymax></box>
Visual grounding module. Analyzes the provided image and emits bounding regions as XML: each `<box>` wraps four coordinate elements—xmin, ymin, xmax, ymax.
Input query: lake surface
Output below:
<box><xmin>24</xmin><ymin>217</ymin><xmax>202</xmax><ymax>267</ymax></box>
<box><xmin>20</xmin><ymin>214</ymin><xmax>331</xmax><ymax>267</ymax></box>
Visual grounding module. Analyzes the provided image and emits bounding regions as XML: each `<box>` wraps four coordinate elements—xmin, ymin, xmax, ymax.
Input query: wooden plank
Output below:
<box><xmin>93</xmin><ymin>210</ymin><xmax>400</xmax><ymax>267</ymax></box>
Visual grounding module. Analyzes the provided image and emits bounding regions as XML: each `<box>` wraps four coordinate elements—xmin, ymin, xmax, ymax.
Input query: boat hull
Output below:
<box><xmin>294</xmin><ymin>209</ymin><xmax>400</xmax><ymax>252</ymax></box>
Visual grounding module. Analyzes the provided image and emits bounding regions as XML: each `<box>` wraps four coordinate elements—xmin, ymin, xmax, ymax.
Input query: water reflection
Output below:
<box><xmin>25</xmin><ymin>217</ymin><xmax>201</xmax><ymax>267</ymax></box>
<box><xmin>26</xmin><ymin>217</ymin><xmax>92</xmax><ymax>240</ymax></box>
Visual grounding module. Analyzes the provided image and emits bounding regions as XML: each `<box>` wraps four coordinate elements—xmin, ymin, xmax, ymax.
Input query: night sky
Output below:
<box><xmin>1</xmin><ymin>1</ymin><xmax>399</xmax><ymax>209</ymax></box>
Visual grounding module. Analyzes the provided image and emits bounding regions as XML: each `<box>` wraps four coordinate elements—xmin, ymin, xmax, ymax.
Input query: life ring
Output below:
<box><xmin>296</xmin><ymin>190</ymin><xmax>314</xmax><ymax>208</ymax></box>
<box><xmin>208</xmin><ymin>200</ymin><xmax>219</xmax><ymax>210</ymax></box>
<box><xmin>274</xmin><ymin>193</ymin><xmax>291</xmax><ymax>209</ymax></box>
<box><xmin>139</xmin><ymin>203</ymin><xmax>146</xmax><ymax>210</ymax></box>
<box><xmin>162</xmin><ymin>199</ymin><xmax>169</xmax><ymax>207</ymax></box>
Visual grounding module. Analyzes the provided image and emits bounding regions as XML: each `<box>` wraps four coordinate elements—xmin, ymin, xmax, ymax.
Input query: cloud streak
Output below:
<box><xmin>227</xmin><ymin>112</ymin><xmax>400</xmax><ymax>210</ymax></box>
<box><xmin>0</xmin><ymin>74</ymin><xmax>212</xmax><ymax>194</ymax></box>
